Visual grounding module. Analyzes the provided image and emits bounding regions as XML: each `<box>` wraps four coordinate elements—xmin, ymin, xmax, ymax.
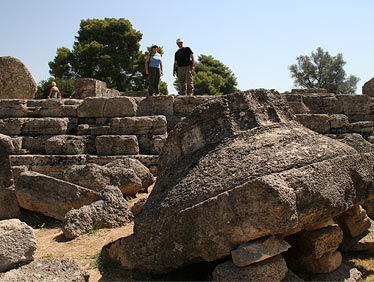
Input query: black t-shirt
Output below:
<box><xmin>174</xmin><ymin>47</ymin><xmax>193</xmax><ymax>67</ymax></box>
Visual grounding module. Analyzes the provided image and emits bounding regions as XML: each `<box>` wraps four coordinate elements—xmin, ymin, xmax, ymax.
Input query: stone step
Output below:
<box><xmin>10</xmin><ymin>154</ymin><xmax>159</xmax><ymax>178</ymax></box>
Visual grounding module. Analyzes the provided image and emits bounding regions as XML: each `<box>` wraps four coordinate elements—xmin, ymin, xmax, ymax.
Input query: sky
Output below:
<box><xmin>1</xmin><ymin>0</ymin><xmax>373</xmax><ymax>94</ymax></box>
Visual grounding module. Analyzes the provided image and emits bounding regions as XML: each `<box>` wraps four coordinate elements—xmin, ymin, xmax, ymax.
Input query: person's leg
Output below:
<box><xmin>148</xmin><ymin>68</ymin><xmax>156</xmax><ymax>96</ymax></box>
<box><xmin>154</xmin><ymin>68</ymin><xmax>161</xmax><ymax>95</ymax></box>
<box><xmin>178</xmin><ymin>66</ymin><xmax>187</xmax><ymax>95</ymax></box>
<box><xmin>186</xmin><ymin>67</ymin><xmax>194</xmax><ymax>96</ymax></box>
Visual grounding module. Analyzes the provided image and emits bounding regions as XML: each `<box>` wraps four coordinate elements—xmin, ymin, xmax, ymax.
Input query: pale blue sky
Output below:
<box><xmin>1</xmin><ymin>0</ymin><xmax>373</xmax><ymax>94</ymax></box>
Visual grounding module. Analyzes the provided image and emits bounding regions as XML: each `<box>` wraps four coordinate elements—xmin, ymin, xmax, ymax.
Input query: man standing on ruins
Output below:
<box><xmin>173</xmin><ymin>38</ymin><xmax>195</xmax><ymax>96</ymax></box>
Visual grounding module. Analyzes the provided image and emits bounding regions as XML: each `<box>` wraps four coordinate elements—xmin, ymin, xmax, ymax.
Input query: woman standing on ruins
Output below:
<box><xmin>145</xmin><ymin>44</ymin><xmax>163</xmax><ymax>96</ymax></box>
<box><xmin>48</xmin><ymin>81</ymin><xmax>62</xmax><ymax>99</ymax></box>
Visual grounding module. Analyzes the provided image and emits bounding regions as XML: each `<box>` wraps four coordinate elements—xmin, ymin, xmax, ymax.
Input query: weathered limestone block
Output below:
<box><xmin>62</xmin><ymin>186</ymin><xmax>133</xmax><ymax>239</ymax></box>
<box><xmin>301</xmin><ymin>93</ymin><xmax>343</xmax><ymax>114</ymax></box>
<box><xmin>77</xmin><ymin>97</ymin><xmax>106</xmax><ymax>117</ymax></box>
<box><xmin>45</xmin><ymin>135</ymin><xmax>90</xmax><ymax>155</ymax></box>
<box><xmin>14</xmin><ymin>171</ymin><xmax>100</xmax><ymax>220</ymax></box>
<box><xmin>138</xmin><ymin>134</ymin><xmax>167</xmax><ymax>155</ymax></box>
<box><xmin>338</xmin><ymin>205</ymin><xmax>371</xmax><ymax>238</ymax></box>
<box><xmin>309</xmin><ymin>263</ymin><xmax>362</xmax><ymax>282</ymax></box>
<box><xmin>329</xmin><ymin>114</ymin><xmax>349</xmax><ymax>129</ymax></box>
<box><xmin>231</xmin><ymin>236</ymin><xmax>290</xmax><ymax>267</ymax></box>
<box><xmin>295</xmin><ymin>114</ymin><xmax>331</xmax><ymax>134</ymax></box>
<box><xmin>121</xmin><ymin>90</ymin><xmax>148</xmax><ymax>97</ymax></box>
<box><xmin>22</xmin><ymin>136</ymin><xmax>52</xmax><ymax>154</ymax></box>
<box><xmin>291</xmin><ymin>88</ymin><xmax>328</xmax><ymax>94</ymax></box>
<box><xmin>22</xmin><ymin>118</ymin><xmax>69</xmax><ymax>135</ymax></box>
<box><xmin>131</xmin><ymin>197</ymin><xmax>147</xmax><ymax>217</ymax></box>
<box><xmin>347</xmin><ymin>121</ymin><xmax>374</xmax><ymax>134</ymax></box>
<box><xmin>0</xmin><ymin>258</ymin><xmax>89</xmax><ymax>282</ymax></box>
<box><xmin>75</xmin><ymin>78</ymin><xmax>120</xmax><ymax>99</ymax></box>
<box><xmin>0</xmin><ymin>118</ymin><xmax>24</xmax><ymax>135</ymax></box>
<box><xmin>337</xmin><ymin>94</ymin><xmax>373</xmax><ymax>116</ymax></box>
<box><xmin>340</xmin><ymin>219</ymin><xmax>374</xmax><ymax>252</ymax></box>
<box><xmin>335</xmin><ymin>133</ymin><xmax>374</xmax><ymax>154</ymax></box>
<box><xmin>0</xmin><ymin>56</ymin><xmax>37</xmax><ymax>99</ymax></box>
<box><xmin>363</xmin><ymin>77</ymin><xmax>374</xmax><ymax>97</ymax></box>
<box><xmin>0</xmin><ymin>100</ymin><xmax>27</xmax><ymax>118</ymax></box>
<box><xmin>174</xmin><ymin>96</ymin><xmax>215</xmax><ymax>116</ymax></box>
<box><xmin>77</xmin><ymin>124</ymin><xmax>115</xmax><ymax>135</ymax></box>
<box><xmin>95</xmin><ymin>135</ymin><xmax>139</xmax><ymax>155</ymax></box>
<box><xmin>63</xmin><ymin>163</ymin><xmax>143</xmax><ymax>195</ymax></box>
<box><xmin>293</xmin><ymin>225</ymin><xmax>343</xmax><ymax>259</ymax></box>
<box><xmin>298</xmin><ymin>250</ymin><xmax>342</xmax><ymax>274</ymax></box>
<box><xmin>103</xmin><ymin>96</ymin><xmax>137</xmax><ymax>117</ymax></box>
<box><xmin>26</xmin><ymin>99</ymin><xmax>81</xmax><ymax>117</ymax></box>
<box><xmin>212</xmin><ymin>255</ymin><xmax>288</xmax><ymax>282</ymax></box>
<box><xmin>0</xmin><ymin>219</ymin><xmax>37</xmax><ymax>272</ymax></box>
<box><xmin>305</xmin><ymin>218</ymin><xmax>335</xmax><ymax>231</ymax></box>
<box><xmin>0</xmin><ymin>188</ymin><xmax>20</xmax><ymax>220</ymax></box>
<box><xmin>137</xmin><ymin>96</ymin><xmax>174</xmax><ymax>117</ymax></box>
<box><xmin>111</xmin><ymin>116</ymin><xmax>167</xmax><ymax>135</ymax></box>
<box><xmin>282</xmin><ymin>93</ymin><xmax>310</xmax><ymax>114</ymax></box>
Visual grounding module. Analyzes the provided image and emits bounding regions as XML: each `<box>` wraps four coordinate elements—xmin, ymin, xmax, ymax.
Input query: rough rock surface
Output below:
<box><xmin>362</xmin><ymin>77</ymin><xmax>374</xmax><ymax>97</ymax></box>
<box><xmin>231</xmin><ymin>236</ymin><xmax>290</xmax><ymax>267</ymax></box>
<box><xmin>0</xmin><ymin>219</ymin><xmax>36</xmax><ymax>272</ymax></box>
<box><xmin>64</xmin><ymin>158</ymin><xmax>153</xmax><ymax>195</ymax></box>
<box><xmin>102</xmin><ymin>90</ymin><xmax>374</xmax><ymax>274</ymax></box>
<box><xmin>0</xmin><ymin>258</ymin><xmax>89</xmax><ymax>282</ymax></box>
<box><xmin>14</xmin><ymin>171</ymin><xmax>100</xmax><ymax>220</ymax></box>
<box><xmin>62</xmin><ymin>186</ymin><xmax>133</xmax><ymax>239</ymax></box>
<box><xmin>309</xmin><ymin>263</ymin><xmax>362</xmax><ymax>282</ymax></box>
<box><xmin>0</xmin><ymin>133</ymin><xmax>20</xmax><ymax>219</ymax></box>
<box><xmin>0</xmin><ymin>56</ymin><xmax>37</xmax><ymax>99</ymax></box>
<box><xmin>212</xmin><ymin>255</ymin><xmax>288</xmax><ymax>282</ymax></box>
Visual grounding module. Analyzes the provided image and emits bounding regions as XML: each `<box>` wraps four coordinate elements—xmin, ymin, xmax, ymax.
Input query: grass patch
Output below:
<box><xmin>88</xmin><ymin>251</ymin><xmax>120</xmax><ymax>271</ymax></box>
<box><xmin>19</xmin><ymin>208</ymin><xmax>61</xmax><ymax>229</ymax></box>
<box><xmin>42</xmin><ymin>254</ymin><xmax>54</xmax><ymax>259</ymax></box>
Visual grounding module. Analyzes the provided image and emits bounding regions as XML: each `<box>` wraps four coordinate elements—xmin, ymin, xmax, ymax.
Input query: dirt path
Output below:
<box><xmin>34</xmin><ymin>223</ymin><xmax>134</xmax><ymax>282</ymax></box>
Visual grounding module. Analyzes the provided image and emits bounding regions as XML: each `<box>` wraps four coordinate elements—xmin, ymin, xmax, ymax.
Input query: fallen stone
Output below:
<box><xmin>103</xmin><ymin>90</ymin><xmax>374</xmax><ymax>274</ymax></box>
<box><xmin>362</xmin><ymin>77</ymin><xmax>374</xmax><ymax>97</ymax></box>
<box><xmin>335</xmin><ymin>133</ymin><xmax>374</xmax><ymax>154</ymax></box>
<box><xmin>340</xmin><ymin>219</ymin><xmax>374</xmax><ymax>252</ymax></box>
<box><xmin>309</xmin><ymin>263</ymin><xmax>362</xmax><ymax>282</ymax></box>
<box><xmin>212</xmin><ymin>255</ymin><xmax>288</xmax><ymax>282</ymax></box>
<box><xmin>293</xmin><ymin>225</ymin><xmax>343</xmax><ymax>259</ymax></box>
<box><xmin>338</xmin><ymin>206</ymin><xmax>371</xmax><ymax>238</ymax></box>
<box><xmin>0</xmin><ymin>219</ymin><xmax>36</xmax><ymax>272</ymax></box>
<box><xmin>299</xmin><ymin>250</ymin><xmax>342</xmax><ymax>274</ymax></box>
<box><xmin>0</xmin><ymin>56</ymin><xmax>37</xmax><ymax>99</ymax></box>
<box><xmin>14</xmin><ymin>171</ymin><xmax>100</xmax><ymax>220</ymax></box>
<box><xmin>0</xmin><ymin>188</ymin><xmax>20</xmax><ymax>220</ymax></box>
<box><xmin>62</xmin><ymin>186</ymin><xmax>133</xmax><ymax>239</ymax></box>
<box><xmin>231</xmin><ymin>235</ymin><xmax>290</xmax><ymax>267</ymax></box>
<box><xmin>0</xmin><ymin>258</ymin><xmax>89</xmax><ymax>282</ymax></box>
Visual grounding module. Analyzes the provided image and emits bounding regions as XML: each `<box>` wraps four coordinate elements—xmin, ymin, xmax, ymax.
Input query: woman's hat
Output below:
<box><xmin>151</xmin><ymin>43</ymin><xmax>158</xmax><ymax>48</ymax></box>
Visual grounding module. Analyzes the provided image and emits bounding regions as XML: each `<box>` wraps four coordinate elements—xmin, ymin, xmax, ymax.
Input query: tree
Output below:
<box><xmin>35</xmin><ymin>77</ymin><xmax>75</xmax><ymax>99</ymax></box>
<box><xmin>174</xmin><ymin>54</ymin><xmax>238</xmax><ymax>95</ymax></box>
<box><xmin>289</xmin><ymin>47</ymin><xmax>359</xmax><ymax>94</ymax></box>
<box><xmin>49</xmin><ymin>18</ymin><xmax>145</xmax><ymax>91</ymax></box>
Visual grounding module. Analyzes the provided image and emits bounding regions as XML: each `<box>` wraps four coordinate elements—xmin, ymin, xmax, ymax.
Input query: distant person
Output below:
<box><xmin>48</xmin><ymin>81</ymin><xmax>62</xmax><ymax>99</ymax></box>
<box><xmin>173</xmin><ymin>38</ymin><xmax>194</xmax><ymax>96</ymax></box>
<box><xmin>145</xmin><ymin>44</ymin><xmax>163</xmax><ymax>96</ymax></box>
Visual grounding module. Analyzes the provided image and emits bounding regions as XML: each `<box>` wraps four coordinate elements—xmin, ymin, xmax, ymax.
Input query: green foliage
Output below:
<box><xmin>159</xmin><ymin>81</ymin><xmax>168</xmax><ymax>95</ymax></box>
<box><xmin>49</xmin><ymin>18</ymin><xmax>145</xmax><ymax>91</ymax></box>
<box><xmin>289</xmin><ymin>47</ymin><xmax>359</xmax><ymax>94</ymax></box>
<box><xmin>174</xmin><ymin>54</ymin><xmax>238</xmax><ymax>95</ymax></box>
<box><xmin>35</xmin><ymin>77</ymin><xmax>75</xmax><ymax>99</ymax></box>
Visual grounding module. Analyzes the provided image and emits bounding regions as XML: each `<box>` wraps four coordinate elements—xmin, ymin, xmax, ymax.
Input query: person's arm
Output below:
<box><xmin>190</xmin><ymin>53</ymin><xmax>195</xmax><ymax>71</ymax></box>
<box><xmin>145</xmin><ymin>55</ymin><xmax>150</xmax><ymax>75</ymax></box>
<box><xmin>173</xmin><ymin>60</ymin><xmax>178</xmax><ymax>77</ymax></box>
<box><xmin>58</xmin><ymin>91</ymin><xmax>62</xmax><ymax>99</ymax></box>
<box><xmin>160</xmin><ymin>61</ymin><xmax>164</xmax><ymax>76</ymax></box>
<box><xmin>48</xmin><ymin>88</ymin><xmax>52</xmax><ymax>98</ymax></box>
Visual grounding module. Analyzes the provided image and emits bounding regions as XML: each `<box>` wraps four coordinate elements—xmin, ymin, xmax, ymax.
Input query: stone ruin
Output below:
<box><xmin>1</xmin><ymin>62</ymin><xmax>374</xmax><ymax>280</ymax></box>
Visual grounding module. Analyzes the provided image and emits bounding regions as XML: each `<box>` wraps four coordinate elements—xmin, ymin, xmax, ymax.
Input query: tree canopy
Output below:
<box><xmin>35</xmin><ymin>77</ymin><xmax>75</xmax><ymax>99</ymax></box>
<box><xmin>49</xmin><ymin>18</ymin><xmax>146</xmax><ymax>91</ymax></box>
<box><xmin>174</xmin><ymin>54</ymin><xmax>238</xmax><ymax>95</ymax></box>
<box><xmin>289</xmin><ymin>47</ymin><xmax>359</xmax><ymax>94</ymax></box>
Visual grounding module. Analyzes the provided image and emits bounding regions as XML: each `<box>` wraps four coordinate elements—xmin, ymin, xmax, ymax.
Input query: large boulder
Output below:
<box><xmin>14</xmin><ymin>171</ymin><xmax>100</xmax><ymax>220</ymax></box>
<box><xmin>63</xmin><ymin>158</ymin><xmax>154</xmax><ymax>195</ymax></box>
<box><xmin>103</xmin><ymin>90</ymin><xmax>374</xmax><ymax>274</ymax></box>
<box><xmin>0</xmin><ymin>258</ymin><xmax>89</xmax><ymax>281</ymax></box>
<box><xmin>62</xmin><ymin>186</ymin><xmax>133</xmax><ymax>239</ymax></box>
<box><xmin>0</xmin><ymin>56</ymin><xmax>37</xmax><ymax>99</ymax></box>
<box><xmin>0</xmin><ymin>219</ymin><xmax>36</xmax><ymax>272</ymax></box>
<box><xmin>362</xmin><ymin>77</ymin><xmax>374</xmax><ymax>97</ymax></box>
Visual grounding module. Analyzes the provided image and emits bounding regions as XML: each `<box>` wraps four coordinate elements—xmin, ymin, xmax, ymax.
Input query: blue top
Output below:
<box><xmin>149</xmin><ymin>53</ymin><xmax>162</xmax><ymax>68</ymax></box>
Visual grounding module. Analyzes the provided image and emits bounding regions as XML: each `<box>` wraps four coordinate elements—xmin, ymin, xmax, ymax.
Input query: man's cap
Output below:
<box><xmin>176</xmin><ymin>38</ymin><xmax>183</xmax><ymax>43</ymax></box>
